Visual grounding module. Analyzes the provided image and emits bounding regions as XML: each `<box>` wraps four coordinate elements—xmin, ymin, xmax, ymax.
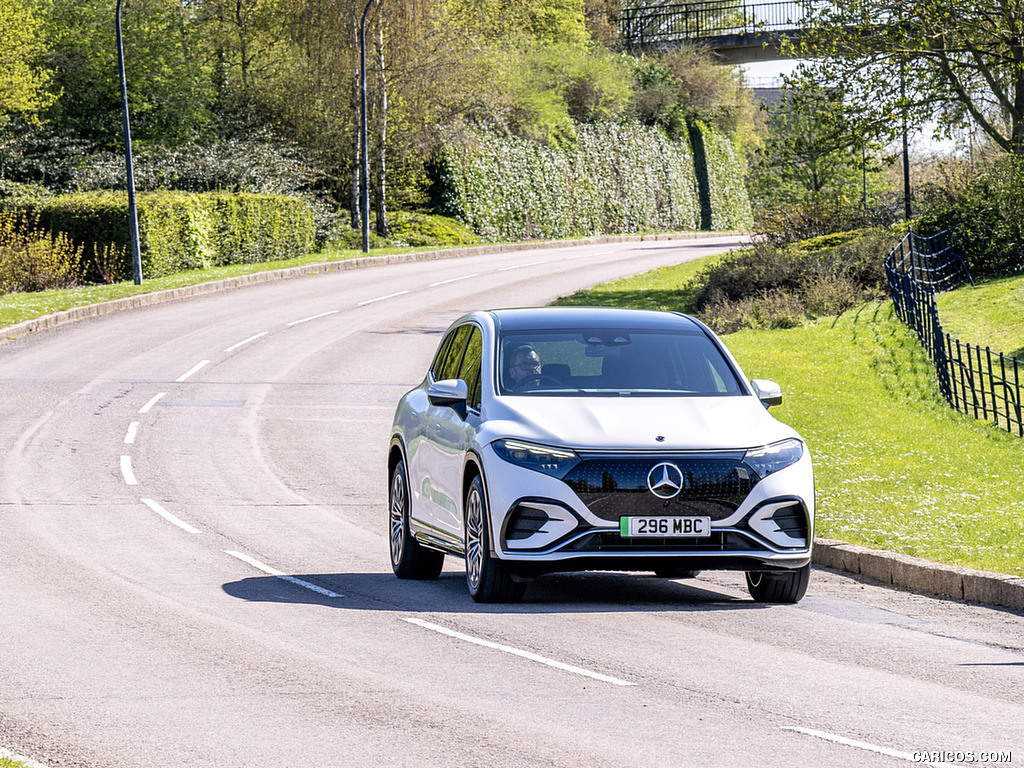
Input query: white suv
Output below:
<box><xmin>388</xmin><ymin>307</ymin><xmax>814</xmax><ymax>603</ymax></box>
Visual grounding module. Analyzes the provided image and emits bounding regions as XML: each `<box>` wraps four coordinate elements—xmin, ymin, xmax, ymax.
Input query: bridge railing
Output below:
<box><xmin>621</xmin><ymin>1</ymin><xmax>817</xmax><ymax>49</ymax></box>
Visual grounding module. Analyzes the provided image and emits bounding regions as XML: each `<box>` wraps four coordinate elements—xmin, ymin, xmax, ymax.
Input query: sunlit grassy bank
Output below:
<box><xmin>558</xmin><ymin>268</ymin><xmax>1024</xmax><ymax>578</ymax></box>
<box><xmin>936</xmin><ymin>273</ymin><xmax>1024</xmax><ymax>359</ymax></box>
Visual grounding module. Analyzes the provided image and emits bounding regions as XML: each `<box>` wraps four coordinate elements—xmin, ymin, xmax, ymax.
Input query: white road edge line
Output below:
<box><xmin>430</xmin><ymin>273</ymin><xmax>478</xmax><ymax>287</ymax></box>
<box><xmin>497</xmin><ymin>260</ymin><xmax>547</xmax><ymax>272</ymax></box>
<box><xmin>224</xmin><ymin>550</ymin><xmax>343</xmax><ymax>598</ymax></box>
<box><xmin>138</xmin><ymin>392</ymin><xmax>166</xmax><ymax>413</ymax></box>
<box><xmin>120</xmin><ymin>455</ymin><xmax>138</xmax><ymax>486</ymax></box>
<box><xmin>357</xmin><ymin>290</ymin><xmax>409</xmax><ymax>306</ymax></box>
<box><xmin>225</xmin><ymin>331</ymin><xmax>268</xmax><ymax>352</ymax></box>
<box><xmin>402</xmin><ymin>617</ymin><xmax>634</xmax><ymax>687</ymax></box>
<box><xmin>287</xmin><ymin>310</ymin><xmax>339</xmax><ymax>327</ymax></box>
<box><xmin>141</xmin><ymin>498</ymin><xmax>202</xmax><ymax>535</ymax></box>
<box><xmin>176</xmin><ymin>360</ymin><xmax>210</xmax><ymax>382</ymax></box>
<box><xmin>782</xmin><ymin>727</ymin><xmax>958</xmax><ymax>767</ymax></box>
<box><xmin>124</xmin><ymin>421</ymin><xmax>139</xmax><ymax>444</ymax></box>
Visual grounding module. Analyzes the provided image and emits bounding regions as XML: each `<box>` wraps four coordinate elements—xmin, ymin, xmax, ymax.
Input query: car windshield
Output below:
<box><xmin>498</xmin><ymin>329</ymin><xmax>743</xmax><ymax>396</ymax></box>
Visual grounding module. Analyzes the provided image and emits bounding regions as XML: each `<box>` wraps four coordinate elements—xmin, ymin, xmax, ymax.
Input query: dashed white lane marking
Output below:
<box><xmin>224</xmin><ymin>550</ymin><xmax>343</xmax><ymax>598</ymax></box>
<box><xmin>497</xmin><ymin>260</ymin><xmax>548</xmax><ymax>272</ymax></box>
<box><xmin>357</xmin><ymin>290</ymin><xmax>409</xmax><ymax>306</ymax></box>
<box><xmin>225</xmin><ymin>332</ymin><xmax>268</xmax><ymax>352</ymax></box>
<box><xmin>430</xmin><ymin>274</ymin><xmax>478</xmax><ymax>287</ymax></box>
<box><xmin>402</xmin><ymin>617</ymin><xmax>634</xmax><ymax>686</ymax></box>
<box><xmin>141</xmin><ymin>498</ymin><xmax>201</xmax><ymax>535</ymax></box>
<box><xmin>287</xmin><ymin>310</ymin><xmax>339</xmax><ymax>327</ymax></box>
<box><xmin>124</xmin><ymin>421</ymin><xmax>139</xmax><ymax>444</ymax></box>
<box><xmin>176</xmin><ymin>360</ymin><xmax>210</xmax><ymax>382</ymax></box>
<box><xmin>120</xmin><ymin>455</ymin><xmax>138</xmax><ymax>486</ymax></box>
<box><xmin>782</xmin><ymin>727</ymin><xmax>957</xmax><ymax>767</ymax></box>
<box><xmin>139</xmin><ymin>392</ymin><xmax>166</xmax><ymax>413</ymax></box>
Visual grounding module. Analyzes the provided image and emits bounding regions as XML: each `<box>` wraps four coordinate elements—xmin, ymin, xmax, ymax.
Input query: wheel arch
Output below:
<box><xmin>388</xmin><ymin>436</ymin><xmax>406</xmax><ymax>477</ymax></box>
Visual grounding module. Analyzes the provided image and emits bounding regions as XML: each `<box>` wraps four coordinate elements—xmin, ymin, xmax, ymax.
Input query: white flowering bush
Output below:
<box><xmin>436</xmin><ymin>120</ymin><xmax>751</xmax><ymax>241</ymax></box>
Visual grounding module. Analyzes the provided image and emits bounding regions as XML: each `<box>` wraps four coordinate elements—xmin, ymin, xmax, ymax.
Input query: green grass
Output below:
<box><xmin>936</xmin><ymin>273</ymin><xmax>1024</xmax><ymax>359</ymax></box>
<box><xmin>556</xmin><ymin>268</ymin><xmax>1024</xmax><ymax>578</ymax></box>
<box><xmin>1</xmin><ymin>757</ymin><xmax>27</xmax><ymax>768</ymax></box>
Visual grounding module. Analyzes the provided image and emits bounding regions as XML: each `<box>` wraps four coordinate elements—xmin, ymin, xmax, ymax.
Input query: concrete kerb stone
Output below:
<box><xmin>814</xmin><ymin>538</ymin><xmax>1024</xmax><ymax>612</ymax></box>
<box><xmin>1</xmin><ymin>231</ymin><xmax>744</xmax><ymax>344</ymax></box>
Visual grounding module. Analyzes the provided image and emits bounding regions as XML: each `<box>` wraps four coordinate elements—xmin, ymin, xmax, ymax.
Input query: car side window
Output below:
<box><xmin>432</xmin><ymin>325</ymin><xmax>471</xmax><ymax>381</ymax></box>
<box><xmin>458</xmin><ymin>327</ymin><xmax>483</xmax><ymax>411</ymax></box>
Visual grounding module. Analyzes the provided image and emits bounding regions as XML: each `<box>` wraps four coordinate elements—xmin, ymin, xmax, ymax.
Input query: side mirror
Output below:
<box><xmin>428</xmin><ymin>378</ymin><xmax>469</xmax><ymax>417</ymax></box>
<box><xmin>750</xmin><ymin>379</ymin><xmax>783</xmax><ymax>408</ymax></box>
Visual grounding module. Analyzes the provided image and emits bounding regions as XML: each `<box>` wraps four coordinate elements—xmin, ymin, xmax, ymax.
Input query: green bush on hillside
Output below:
<box><xmin>692</xmin><ymin>229</ymin><xmax>890</xmax><ymax>332</ymax></box>
<box><xmin>3</xmin><ymin>191</ymin><xmax>314</xmax><ymax>281</ymax></box>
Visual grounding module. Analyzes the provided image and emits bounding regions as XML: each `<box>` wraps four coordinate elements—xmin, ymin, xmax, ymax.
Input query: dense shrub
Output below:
<box><xmin>4</xmin><ymin>191</ymin><xmax>314</xmax><ymax>281</ymax></box>
<box><xmin>914</xmin><ymin>154</ymin><xmax>1024</xmax><ymax>278</ymax></box>
<box><xmin>0</xmin><ymin>211</ymin><xmax>82</xmax><ymax>293</ymax></box>
<box><xmin>69</xmin><ymin>134</ymin><xmax>339</xmax><ymax>247</ymax></box>
<box><xmin>386</xmin><ymin>212</ymin><xmax>480</xmax><ymax>248</ymax></box>
<box><xmin>754</xmin><ymin>197</ymin><xmax>901</xmax><ymax>247</ymax></box>
<box><xmin>691</xmin><ymin>228</ymin><xmax>890</xmax><ymax>333</ymax></box>
<box><xmin>436</xmin><ymin>120</ymin><xmax>751</xmax><ymax>241</ymax></box>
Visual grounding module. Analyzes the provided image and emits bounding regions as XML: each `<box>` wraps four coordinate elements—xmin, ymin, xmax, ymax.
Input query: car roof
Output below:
<box><xmin>487</xmin><ymin>307</ymin><xmax>704</xmax><ymax>333</ymax></box>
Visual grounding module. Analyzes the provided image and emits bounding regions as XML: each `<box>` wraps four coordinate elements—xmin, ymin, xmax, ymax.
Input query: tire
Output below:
<box><xmin>464</xmin><ymin>474</ymin><xmax>525</xmax><ymax>603</ymax></box>
<box><xmin>745</xmin><ymin>563</ymin><xmax>810</xmax><ymax>603</ymax></box>
<box><xmin>389</xmin><ymin>459</ymin><xmax>444</xmax><ymax>580</ymax></box>
<box><xmin>653</xmin><ymin>567</ymin><xmax>701</xmax><ymax>579</ymax></box>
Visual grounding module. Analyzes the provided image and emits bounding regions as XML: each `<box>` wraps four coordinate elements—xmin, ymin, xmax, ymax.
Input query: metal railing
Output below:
<box><xmin>886</xmin><ymin>230</ymin><xmax>1023</xmax><ymax>437</ymax></box>
<box><xmin>621</xmin><ymin>1</ymin><xmax>816</xmax><ymax>49</ymax></box>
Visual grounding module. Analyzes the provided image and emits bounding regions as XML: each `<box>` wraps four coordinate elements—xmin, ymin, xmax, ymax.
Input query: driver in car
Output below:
<box><xmin>508</xmin><ymin>344</ymin><xmax>542</xmax><ymax>388</ymax></box>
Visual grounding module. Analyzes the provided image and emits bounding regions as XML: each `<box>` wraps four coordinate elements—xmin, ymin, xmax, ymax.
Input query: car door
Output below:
<box><xmin>409</xmin><ymin>324</ymin><xmax>471</xmax><ymax>539</ymax></box>
<box><xmin>423</xmin><ymin>324</ymin><xmax>483</xmax><ymax>542</ymax></box>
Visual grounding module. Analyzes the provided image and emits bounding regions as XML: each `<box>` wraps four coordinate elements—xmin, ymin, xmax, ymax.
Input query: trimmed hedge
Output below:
<box><xmin>435</xmin><ymin>120</ymin><xmax>751</xmax><ymax>241</ymax></box>
<box><xmin>4</xmin><ymin>191</ymin><xmax>314</xmax><ymax>281</ymax></box>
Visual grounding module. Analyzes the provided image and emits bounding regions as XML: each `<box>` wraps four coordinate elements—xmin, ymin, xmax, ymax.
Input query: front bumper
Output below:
<box><xmin>480</xmin><ymin>445</ymin><xmax>814</xmax><ymax>572</ymax></box>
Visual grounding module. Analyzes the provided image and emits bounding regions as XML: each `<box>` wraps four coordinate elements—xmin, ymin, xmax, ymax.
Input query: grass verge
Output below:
<box><xmin>936</xmin><ymin>273</ymin><xmax>1024</xmax><ymax>359</ymax></box>
<box><xmin>557</xmin><ymin>266</ymin><xmax>1024</xmax><ymax>578</ymax></box>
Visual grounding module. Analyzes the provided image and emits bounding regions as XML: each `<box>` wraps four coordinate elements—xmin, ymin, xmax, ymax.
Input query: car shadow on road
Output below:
<box><xmin>222</xmin><ymin>569</ymin><xmax>768</xmax><ymax>614</ymax></box>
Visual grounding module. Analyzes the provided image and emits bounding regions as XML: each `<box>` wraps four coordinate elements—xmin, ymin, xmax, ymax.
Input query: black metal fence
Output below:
<box><xmin>621</xmin><ymin>1</ymin><xmax>813</xmax><ymax>48</ymax></box>
<box><xmin>886</xmin><ymin>230</ymin><xmax>1024</xmax><ymax>437</ymax></box>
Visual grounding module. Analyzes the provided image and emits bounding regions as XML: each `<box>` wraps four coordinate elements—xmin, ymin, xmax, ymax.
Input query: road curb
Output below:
<box><xmin>814</xmin><ymin>538</ymin><xmax>1024</xmax><ymax>611</ymax></box>
<box><xmin>1</xmin><ymin>231</ymin><xmax>742</xmax><ymax>344</ymax></box>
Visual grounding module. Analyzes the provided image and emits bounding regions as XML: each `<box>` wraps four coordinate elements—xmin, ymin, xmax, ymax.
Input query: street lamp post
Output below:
<box><xmin>116</xmin><ymin>0</ymin><xmax>143</xmax><ymax>284</ymax></box>
<box><xmin>359</xmin><ymin>0</ymin><xmax>378</xmax><ymax>254</ymax></box>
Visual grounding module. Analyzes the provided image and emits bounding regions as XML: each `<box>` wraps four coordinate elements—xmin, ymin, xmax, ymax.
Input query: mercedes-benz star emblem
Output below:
<box><xmin>647</xmin><ymin>462</ymin><xmax>684</xmax><ymax>499</ymax></box>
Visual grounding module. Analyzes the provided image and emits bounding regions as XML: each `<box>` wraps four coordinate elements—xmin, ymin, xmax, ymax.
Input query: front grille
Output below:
<box><xmin>563</xmin><ymin>456</ymin><xmax>756</xmax><ymax>522</ymax></box>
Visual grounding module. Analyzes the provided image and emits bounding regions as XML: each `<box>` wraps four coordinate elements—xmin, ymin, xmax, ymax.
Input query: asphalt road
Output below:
<box><xmin>1</xmin><ymin>237</ymin><xmax>1021</xmax><ymax>768</ymax></box>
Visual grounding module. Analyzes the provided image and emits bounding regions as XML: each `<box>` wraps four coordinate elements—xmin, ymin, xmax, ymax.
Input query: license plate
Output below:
<box><xmin>620</xmin><ymin>516</ymin><xmax>711</xmax><ymax>538</ymax></box>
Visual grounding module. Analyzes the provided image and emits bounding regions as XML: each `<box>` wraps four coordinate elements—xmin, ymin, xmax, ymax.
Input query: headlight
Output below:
<box><xmin>743</xmin><ymin>438</ymin><xmax>803</xmax><ymax>479</ymax></box>
<box><xmin>492</xmin><ymin>439</ymin><xmax>581</xmax><ymax>479</ymax></box>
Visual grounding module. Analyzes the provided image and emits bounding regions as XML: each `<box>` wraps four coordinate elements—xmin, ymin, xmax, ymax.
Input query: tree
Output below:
<box><xmin>750</xmin><ymin>79</ymin><xmax>886</xmax><ymax>207</ymax></box>
<box><xmin>0</xmin><ymin>0</ymin><xmax>54</xmax><ymax>123</ymax></box>
<box><xmin>789</xmin><ymin>0</ymin><xmax>1024</xmax><ymax>157</ymax></box>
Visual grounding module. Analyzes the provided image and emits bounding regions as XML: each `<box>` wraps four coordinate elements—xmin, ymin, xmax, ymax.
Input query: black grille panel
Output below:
<box><xmin>564</xmin><ymin>456</ymin><xmax>756</xmax><ymax>522</ymax></box>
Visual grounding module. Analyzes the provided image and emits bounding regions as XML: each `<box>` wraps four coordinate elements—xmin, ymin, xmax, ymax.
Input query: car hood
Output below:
<box><xmin>480</xmin><ymin>394</ymin><xmax>799</xmax><ymax>452</ymax></box>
